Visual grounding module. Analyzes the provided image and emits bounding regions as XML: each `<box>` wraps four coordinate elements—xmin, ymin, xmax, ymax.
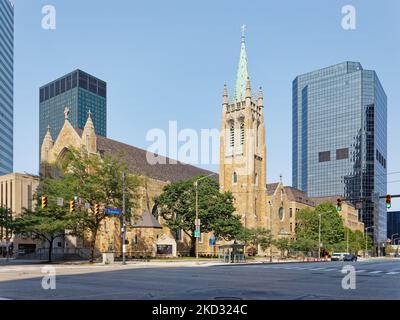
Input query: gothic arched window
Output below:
<box><xmin>232</xmin><ymin>172</ymin><xmax>238</xmax><ymax>184</ymax></box>
<box><xmin>229</xmin><ymin>122</ymin><xmax>235</xmax><ymax>148</ymax></box>
<box><xmin>240</xmin><ymin>121</ymin><xmax>245</xmax><ymax>146</ymax></box>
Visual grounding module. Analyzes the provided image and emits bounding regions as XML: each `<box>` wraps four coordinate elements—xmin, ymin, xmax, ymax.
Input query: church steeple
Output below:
<box><xmin>41</xmin><ymin>125</ymin><xmax>54</xmax><ymax>162</ymax></box>
<box><xmin>234</xmin><ymin>24</ymin><xmax>250</xmax><ymax>101</ymax></box>
<box><xmin>82</xmin><ymin>110</ymin><xmax>97</xmax><ymax>154</ymax></box>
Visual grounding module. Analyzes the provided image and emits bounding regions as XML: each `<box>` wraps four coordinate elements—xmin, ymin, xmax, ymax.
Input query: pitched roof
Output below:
<box><xmin>75</xmin><ymin>129</ymin><xmax>216</xmax><ymax>183</ymax></box>
<box><xmin>311</xmin><ymin>196</ymin><xmax>355</xmax><ymax>209</ymax></box>
<box><xmin>284</xmin><ymin>186</ymin><xmax>316</xmax><ymax>206</ymax></box>
<box><xmin>133</xmin><ymin>211</ymin><xmax>162</xmax><ymax>229</ymax></box>
<box><xmin>266</xmin><ymin>183</ymin><xmax>279</xmax><ymax>195</ymax></box>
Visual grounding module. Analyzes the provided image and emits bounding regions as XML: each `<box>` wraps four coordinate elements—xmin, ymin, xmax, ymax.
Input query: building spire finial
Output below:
<box><xmin>64</xmin><ymin>106</ymin><xmax>70</xmax><ymax>120</ymax></box>
<box><xmin>234</xmin><ymin>25</ymin><xmax>250</xmax><ymax>101</ymax></box>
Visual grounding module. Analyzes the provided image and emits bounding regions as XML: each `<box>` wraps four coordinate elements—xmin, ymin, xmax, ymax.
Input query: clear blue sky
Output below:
<box><xmin>13</xmin><ymin>0</ymin><xmax>400</xmax><ymax>207</ymax></box>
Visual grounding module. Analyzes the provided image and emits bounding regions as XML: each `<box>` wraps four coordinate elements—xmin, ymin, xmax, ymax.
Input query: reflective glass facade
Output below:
<box><xmin>0</xmin><ymin>0</ymin><xmax>13</xmax><ymax>175</ymax></box>
<box><xmin>39</xmin><ymin>70</ymin><xmax>107</xmax><ymax>157</ymax></box>
<box><xmin>293</xmin><ymin>62</ymin><xmax>387</xmax><ymax>242</ymax></box>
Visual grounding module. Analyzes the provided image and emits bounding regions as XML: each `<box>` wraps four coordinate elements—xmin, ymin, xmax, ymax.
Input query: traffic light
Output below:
<box><xmin>41</xmin><ymin>195</ymin><xmax>48</xmax><ymax>209</ymax></box>
<box><xmin>336</xmin><ymin>198</ymin><xmax>342</xmax><ymax>213</ymax></box>
<box><xmin>94</xmin><ymin>203</ymin><xmax>100</xmax><ymax>215</ymax></box>
<box><xmin>386</xmin><ymin>195</ymin><xmax>392</xmax><ymax>209</ymax></box>
<box><xmin>70</xmin><ymin>200</ymin><xmax>76</xmax><ymax>212</ymax></box>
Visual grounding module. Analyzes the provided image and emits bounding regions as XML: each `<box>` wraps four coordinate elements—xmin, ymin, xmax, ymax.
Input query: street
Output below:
<box><xmin>0</xmin><ymin>259</ymin><xmax>399</xmax><ymax>300</ymax></box>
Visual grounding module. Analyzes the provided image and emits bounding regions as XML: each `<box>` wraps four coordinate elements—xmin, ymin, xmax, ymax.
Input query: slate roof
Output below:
<box><xmin>266</xmin><ymin>183</ymin><xmax>279</xmax><ymax>195</ymax></box>
<box><xmin>284</xmin><ymin>186</ymin><xmax>316</xmax><ymax>206</ymax></box>
<box><xmin>75</xmin><ymin>129</ymin><xmax>216</xmax><ymax>183</ymax></box>
<box><xmin>133</xmin><ymin>211</ymin><xmax>162</xmax><ymax>229</ymax></box>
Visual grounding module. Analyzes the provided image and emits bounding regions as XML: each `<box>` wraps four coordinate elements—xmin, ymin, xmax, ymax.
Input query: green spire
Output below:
<box><xmin>234</xmin><ymin>24</ymin><xmax>250</xmax><ymax>100</ymax></box>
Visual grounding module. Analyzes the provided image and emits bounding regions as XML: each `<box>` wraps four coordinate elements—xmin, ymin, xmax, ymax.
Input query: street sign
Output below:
<box><xmin>209</xmin><ymin>236</ymin><xmax>216</xmax><ymax>246</ymax></box>
<box><xmin>194</xmin><ymin>230</ymin><xmax>200</xmax><ymax>238</ymax></box>
<box><xmin>84</xmin><ymin>203</ymin><xmax>91</xmax><ymax>209</ymax></box>
<box><xmin>106</xmin><ymin>207</ymin><xmax>122</xmax><ymax>215</ymax></box>
<box><xmin>57</xmin><ymin>197</ymin><xmax>64</xmax><ymax>206</ymax></box>
<box><xmin>195</xmin><ymin>219</ymin><xmax>201</xmax><ymax>227</ymax></box>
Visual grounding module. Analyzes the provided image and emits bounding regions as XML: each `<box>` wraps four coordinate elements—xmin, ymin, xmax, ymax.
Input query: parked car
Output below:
<box><xmin>331</xmin><ymin>252</ymin><xmax>349</xmax><ymax>261</ymax></box>
<box><xmin>343</xmin><ymin>253</ymin><xmax>357</xmax><ymax>262</ymax></box>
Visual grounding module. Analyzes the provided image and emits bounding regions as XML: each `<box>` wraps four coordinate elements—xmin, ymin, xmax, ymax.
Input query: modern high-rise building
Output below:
<box><xmin>0</xmin><ymin>0</ymin><xmax>14</xmax><ymax>175</ymax></box>
<box><xmin>292</xmin><ymin>62</ymin><xmax>387</xmax><ymax>243</ymax></box>
<box><xmin>387</xmin><ymin>211</ymin><xmax>400</xmax><ymax>243</ymax></box>
<box><xmin>39</xmin><ymin>69</ymin><xmax>107</xmax><ymax>157</ymax></box>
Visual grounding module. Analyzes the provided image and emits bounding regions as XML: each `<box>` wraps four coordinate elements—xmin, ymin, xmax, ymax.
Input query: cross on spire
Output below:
<box><xmin>64</xmin><ymin>106</ymin><xmax>70</xmax><ymax>120</ymax></box>
<box><xmin>241</xmin><ymin>24</ymin><xmax>246</xmax><ymax>39</ymax></box>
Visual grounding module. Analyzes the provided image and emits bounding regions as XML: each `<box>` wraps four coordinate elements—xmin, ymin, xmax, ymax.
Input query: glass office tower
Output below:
<box><xmin>0</xmin><ymin>0</ymin><xmax>13</xmax><ymax>175</ymax></box>
<box><xmin>39</xmin><ymin>69</ymin><xmax>107</xmax><ymax>156</ymax></box>
<box><xmin>292</xmin><ymin>62</ymin><xmax>387</xmax><ymax>243</ymax></box>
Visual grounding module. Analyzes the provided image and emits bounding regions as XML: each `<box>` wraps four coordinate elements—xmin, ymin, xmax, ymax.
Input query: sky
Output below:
<box><xmin>11</xmin><ymin>0</ymin><xmax>400</xmax><ymax>208</ymax></box>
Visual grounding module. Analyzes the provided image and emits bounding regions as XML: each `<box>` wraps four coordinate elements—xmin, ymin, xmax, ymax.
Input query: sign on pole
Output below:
<box><xmin>194</xmin><ymin>230</ymin><xmax>200</xmax><ymax>238</ymax></box>
<box><xmin>56</xmin><ymin>198</ymin><xmax>64</xmax><ymax>207</ymax></box>
<box><xmin>106</xmin><ymin>207</ymin><xmax>122</xmax><ymax>215</ymax></box>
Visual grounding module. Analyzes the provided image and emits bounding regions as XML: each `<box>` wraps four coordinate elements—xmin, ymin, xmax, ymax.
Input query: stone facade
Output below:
<box><xmin>40</xmin><ymin>109</ymin><xmax>214</xmax><ymax>258</ymax></box>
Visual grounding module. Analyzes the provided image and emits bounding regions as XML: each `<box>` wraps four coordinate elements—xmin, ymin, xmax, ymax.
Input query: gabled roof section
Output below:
<box><xmin>133</xmin><ymin>211</ymin><xmax>162</xmax><ymax>229</ymax></box>
<box><xmin>74</xmin><ymin>128</ymin><xmax>217</xmax><ymax>183</ymax></box>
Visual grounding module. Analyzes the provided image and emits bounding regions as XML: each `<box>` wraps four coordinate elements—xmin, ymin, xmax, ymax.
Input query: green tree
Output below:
<box><xmin>273</xmin><ymin>237</ymin><xmax>291</xmax><ymax>258</ymax></box>
<box><xmin>12</xmin><ymin>206</ymin><xmax>74</xmax><ymax>263</ymax></box>
<box><xmin>0</xmin><ymin>207</ymin><xmax>13</xmax><ymax>257</ymax></box>
<box><xmin>294</xmin><ymin>203</ymin><xmax>345</xmax><ymax>255</ymax></box>
<box><xmin>154</xmin><ymin>176</ymin><xmax>239</xmax><ymax>256</ymax></box>
<box><xmin>42</xmin><ymin>147</ymin><xmax>143</xmax><ymax>262</ymax></box>
<box><xmin>237</xmin><ymin>227</ymin><xmax>273</xmax><ymax>255</ymax></box>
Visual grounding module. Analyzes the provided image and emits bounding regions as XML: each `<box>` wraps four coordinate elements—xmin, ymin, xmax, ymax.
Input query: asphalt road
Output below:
<box><xmin>0</xmin><ymin>259</ymin><xmax>399</xmax><ymax>300</ymax></box>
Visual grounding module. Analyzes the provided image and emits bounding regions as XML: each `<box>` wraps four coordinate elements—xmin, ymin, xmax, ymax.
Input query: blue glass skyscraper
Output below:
<box><xmin>292</xmin><ymin>62</ymin><xmax>387</xmax><ymax>243</ymax></box>
<box><xmin>39</xmin><ymin>69</ymin><xmax>107</xmax><ymax>157</ymax></box>
<box><xmin>0</xmin><ymin>0</ymin><xmax>13</xmax><ymax>175</ymax></box>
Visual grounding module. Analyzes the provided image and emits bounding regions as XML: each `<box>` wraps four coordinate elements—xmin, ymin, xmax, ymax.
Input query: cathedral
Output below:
<box><xmin>31</xmin><ymin>29</ymin><xmax>364</xmax><ymax>259</ymax></box>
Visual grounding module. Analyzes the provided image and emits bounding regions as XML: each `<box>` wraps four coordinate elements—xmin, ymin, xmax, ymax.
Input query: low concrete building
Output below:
<box><xmin>0</xmin><ymin>173</ymin><xmax>41</xmax><ymax>257</ymax></box>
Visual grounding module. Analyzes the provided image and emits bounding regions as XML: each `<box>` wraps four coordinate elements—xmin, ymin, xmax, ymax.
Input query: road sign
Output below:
<box><xmin>209</xmin><ymin>236</ymin><xmax>216</xmax><ymax>246</ymax></box>
<box><xmin>194</xmin><ymin>230</ymin><xmax>200</xmax><ymax>238</ymax></box>
<box><xmin>106</xmin><ymin>207</ymin><xmax>122</xmax><ymax>215</ymax></box>
<box><xmin>57</xmin><ymin>197</ymin><xmax>64</xmax><ymax>206</ymax></box>
<box><xmin>195</xmin><ymin>219</ymin><xmax>201</xmax><ymax>227</ymax></box>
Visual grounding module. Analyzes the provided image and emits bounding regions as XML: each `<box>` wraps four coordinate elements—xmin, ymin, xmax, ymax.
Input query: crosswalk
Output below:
<box><xmin>251</xmin><ymin>264</ymin><xmax>400</xmax><ymax>276</ymax></box>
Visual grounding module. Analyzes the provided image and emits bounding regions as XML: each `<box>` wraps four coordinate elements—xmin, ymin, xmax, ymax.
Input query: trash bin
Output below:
<box><xmin>102</xmin><ymin>252</ymin><xmax>114</xmax><ymax>264</ymax></box>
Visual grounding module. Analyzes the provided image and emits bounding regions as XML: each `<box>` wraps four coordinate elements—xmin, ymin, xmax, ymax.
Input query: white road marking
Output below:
<box><xmin>386</xmin><ymin>271</ymin><xmax>400</xmax><ymax>275</ymax></box>
<box><xmin>0</xmin><ymin>297</ymin><xmax>10</xmax><ymax>300</ymax></box>
<box><xmin>369</xmin><ymin>270</ymin><xmax>383</xmax><ymax>274</ymax></box>
<box><xmin>310</xmin><ymin>268</ymin><xmax>324</xmax><ymax>271</ymax></box>
<box><xmin>323</xmin><ymin>268</ymin><xmax>337</xmax><ymax>271</ymax></box>
<box><xmin>356</xmin><ymin>270</ymin><xmax>368</xmax><ymax>273</ymax></box>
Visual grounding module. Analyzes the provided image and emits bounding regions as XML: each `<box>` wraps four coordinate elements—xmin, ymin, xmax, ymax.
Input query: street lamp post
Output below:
<box><xmin>318</xmin><ymin>213</ymin><xmax>322</xmax><ymax>260</ymax></box>
<box><xmin>365</xmin><ymin>226</ymin><xmax>374</xmax><ymax>258</ymax></box>
<box><xmin>194</xmin><ymin>173</ymin><xmax>216</xmax><ymax>262</ymax></box>
<box><xmin>391</xmin><ymin>233</ymin><xmax>399</xmax><ymax>245</ymax></box>
<box><xmin>268</xmin><ymin>201</ymin><xmax>273</xmax><ymax>263</ymax></box>
<box><xmin>121</xmin><ymin>171</ymin><xmax>126</xmax><ymax>265</ymax></box>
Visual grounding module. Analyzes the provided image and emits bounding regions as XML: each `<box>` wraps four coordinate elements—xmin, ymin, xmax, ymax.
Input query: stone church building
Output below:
<box><xmin>29</xmin><ymin>30</ymin><xmax>364</xmax><ymax>259</ymax></box>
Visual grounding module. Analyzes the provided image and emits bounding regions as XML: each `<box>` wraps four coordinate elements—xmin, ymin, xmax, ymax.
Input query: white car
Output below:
<box><xmin>331</xmin><ymin>252</ymin><xmax>349</xmax><ymax>261</ymax></box>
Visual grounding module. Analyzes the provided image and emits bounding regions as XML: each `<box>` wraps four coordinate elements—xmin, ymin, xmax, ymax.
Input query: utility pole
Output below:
<box><xmin>268</xmin><ymin>201</ymin><xmax>273</xmax><ymax>263</ymax></box>
<box><xmin>194</xmin><ymin>173</ymin><xmax>216</xmax><ymax>263</ymax></box>
<box><xmin>122</xmin><ymin>171</ymin><xmax>126</xmax><ymax>265</ymax></box>
<box><xmin>318</xmin><ymin>213</ymin><xmax>322</xmax><ymax>260</ymax></box>
<box><xmin>365</xmin><ymin>226</ymin><xmax>373</xmax><ymax>258</ymax></box>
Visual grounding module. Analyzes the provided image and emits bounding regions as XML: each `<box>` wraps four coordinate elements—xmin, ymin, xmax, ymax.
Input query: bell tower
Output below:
<box><xmin>219</xmin><ymin>26</ymin><xmax>267</xmax><ymax>229</ymax></box>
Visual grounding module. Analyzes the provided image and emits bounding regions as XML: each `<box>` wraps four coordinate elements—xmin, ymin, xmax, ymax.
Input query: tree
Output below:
<box><xmin>0</xmin><ymin>207</ymin><xmax>13</xmax><ymax>257</ymax></box>
<box><xmin>154</xmin><ymin>176</ymin><xmax>239</xmax><ymax>256</ymax></box>
<box><xmin>12</xmin><ymin>206</ymin><xmax>73</xmax><ymax>263</ymax></box>
<box><xmin>51</xmin><ymin>147</ymin><xmax>143</xmax><ymax>262</ymax></box>
<box><xmin>273</xmin><ymin>237</ymin><xmax>291</xmax><ymax>258</ymax></box>
<box><xmin>294</xmin><ymin>203</ymin><xmax>345</xmax><ymax>255</ymax></box>
<box><xmin>237</xmin><ymin>227</ymin><xmax>273</xmax><ymax>255</ymax></box>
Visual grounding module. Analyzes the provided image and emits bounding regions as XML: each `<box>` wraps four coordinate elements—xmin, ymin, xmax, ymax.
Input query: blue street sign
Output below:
<box><xmin>106</xmin><ymin>207</ymin><xmax>122</xmax><ymax>215</ymax></box>
<box><xmin>209</xmin><ymin>236</ymin><xmax>216</xmax><ymax>246</ymax></box>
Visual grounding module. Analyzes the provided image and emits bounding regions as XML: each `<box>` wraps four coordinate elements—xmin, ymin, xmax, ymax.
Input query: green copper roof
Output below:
<box><xmin>234</xmin><ymin>28</ymin><xmax>249</xmax><ymax>100</ymax></box>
